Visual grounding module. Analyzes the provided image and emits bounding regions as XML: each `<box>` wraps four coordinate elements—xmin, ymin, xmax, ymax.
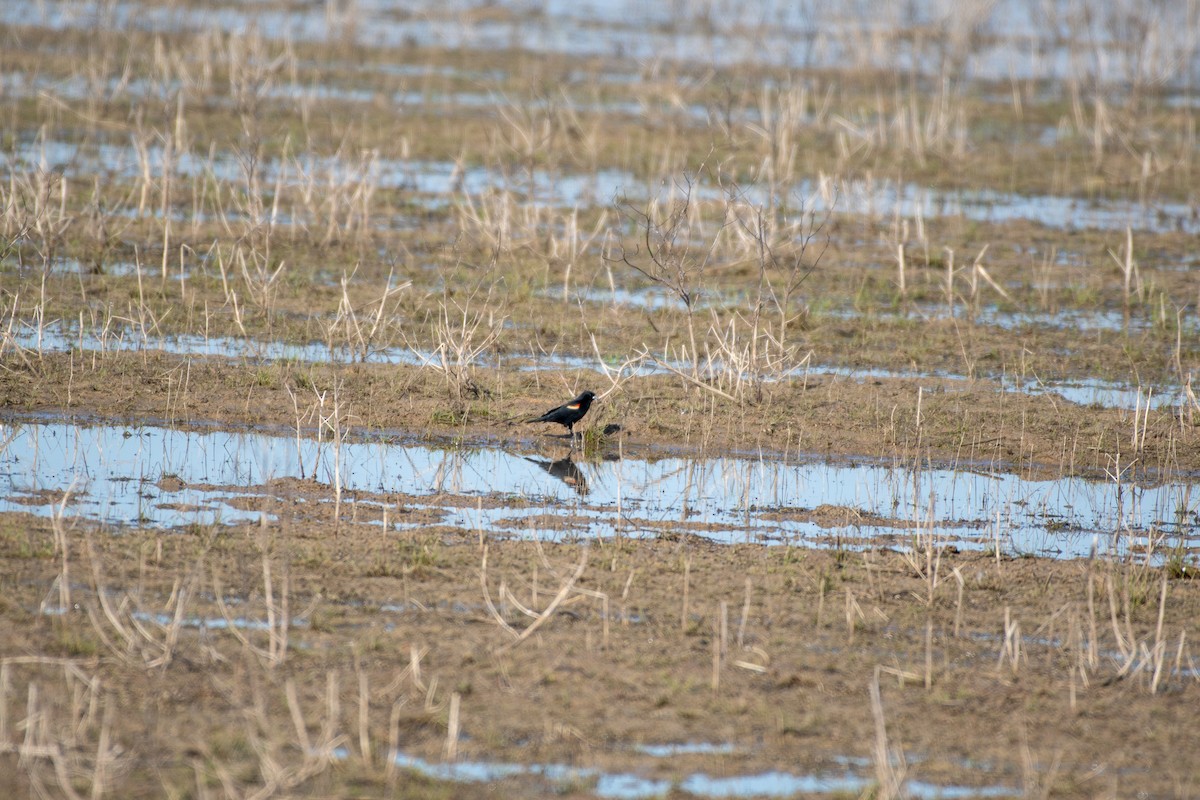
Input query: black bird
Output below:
<box><xmin>527</xmin><ymin>390</ymin><xmax>596</xmax><ymax>442</ymax></box>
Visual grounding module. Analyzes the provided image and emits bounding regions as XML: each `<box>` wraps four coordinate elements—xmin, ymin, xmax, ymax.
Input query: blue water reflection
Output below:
<box><xmin>1</xmin><ymin>416</ymin><xmax>1196</xmax><ymax>560</ymax></box>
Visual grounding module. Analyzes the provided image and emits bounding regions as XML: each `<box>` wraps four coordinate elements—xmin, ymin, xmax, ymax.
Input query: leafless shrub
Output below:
<box><xmin>406</xmin><ymin>267</ymin><xmax>505</xmax><ymax>400</ymax></box>
<box><xmin>610</xmin><ymin>165</ymin><xmax>827</xmax><ymax>402</ymax></box>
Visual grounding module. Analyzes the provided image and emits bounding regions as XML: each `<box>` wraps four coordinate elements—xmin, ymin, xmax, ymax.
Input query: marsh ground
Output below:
<box><xmin>2</xmin><ymin>1</ymin><xmax>1200</xmax><ymax>798</ymax></box>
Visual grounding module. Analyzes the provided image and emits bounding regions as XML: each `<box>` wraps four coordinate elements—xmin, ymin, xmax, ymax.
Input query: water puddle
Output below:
<box><xmin>5</xmin><ymin>317</ymin><xmax>1184</xmax><ymax>412</ymax></box>
<box><xmin>391</xmin><ymin>751</ymin><xmax>1015</xmax><ymax>799</ymax></box>
<box><xmin>41</xmin><ymin>602</ymin><xmax>310</xmax><ymax>633</ymax></box>
<box><xmin>5</xmin><ymin>135</ymin><xmax>1196</xmax><ymax>232</ymax></box>
<box><xmin>9</xmin><ymin>0</ymin><xmax>1198</xmax><ymax>95</ymax></box>
<box><xmin>823</xmin><ymin>178</ymin><xmax>1199</xmax><ymax>235</ymax></box>
<box><xmin>547</xmin><ymin>274</ymin><xmax>1198</xmax><ymax>342</ymax></box>
<box><xmin>2</xmin><ymin>318</ymin><xmax>428</xmax><ymax>366</ymax></box>
<box><xmin>1</xmin><ymin>68</ymin><xmax>510</xmax><ymax>114</ymax></box>
<box><xmin>635</xmin><ymin>742</ymin><xmax>737</xmax><ymax>757</ymax></box>
<box><xmin>1012</xmin><ymin>376</ymin><xmax>1180</xmax><ymax>411</ymax></box>
<box><xmin>824</xmin><ymin>303</ymin><xmax>1196</xmax><ymax>337</ymax></box>
<box><xmin>552</xmin><ymin>286</ymin><xmax>753</xmax><ymax>311</ymax></box>
<box><xmin>0</xmin><ymin>319</ymin><xmax>625</xmax><ymax>375</ymax></box>
<box><xmin>791</xmin><ymin>361</ymin><xmax>1183</xmax><ymax>412</ymax></box>
<box><xmin>1</xmin><ymin>137</ymin><xmax>636</xmax><ymax>213</ymax></box>
<box><xmin>2</xmin><ymin>415</ymin><xmax>1197</xmax><ymax>561</ymax></box>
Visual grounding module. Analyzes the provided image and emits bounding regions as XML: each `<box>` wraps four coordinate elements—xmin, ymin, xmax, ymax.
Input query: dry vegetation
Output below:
<box><xmin>3</xmin><ymin>510</ymin><xmax>1199</xmax><ymax>798</ymax></box>
<box><xmin>2</xmin><ymin>0</ymin><xmax>1199</xmax><ymax>797</ymax></box>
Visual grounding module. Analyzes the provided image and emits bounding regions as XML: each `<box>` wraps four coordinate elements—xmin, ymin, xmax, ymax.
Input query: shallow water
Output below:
<box><xmin>6</xmin><ymin>135</ymin><xmax>1197</xmax><ymax>233</ymax></box>
<box><xmin>824</xmin><ymin>302</ymin><xmax>1197</xmax><ymax>337</ymax></box>
<box><xmin>2</xmin><ymin>415</ymin><xmax>1196</xmax><ymax>561</ymax></box>
<box><xmin>2</xmin><ymin>318</ymin><xmax>428</xmax><ymax>366</ymax></box>
<box><xmin>790</xmin><ymin>361</ymin><xmax>1184</xmax><ymax>413</ymax></box>
<box><xmin>822</xmin><ymin>178</ymin><xmax>1200</xmax><ymax>235</ymax></box>
<box><xmin>391</xmin><ymin>750</ymin><xmax>1016</xmax><ymax>799</ymax></box>
<box><xmin>0</xmin><ymin>137</ymin><xmax>637</xmax><ymax>214</ymax></box>
<box><xmin>4</xmin><ymin>318</ymin><xmax>1183</xmax><ymax>412</ymax></box>
<box><xmin>7</xmin><ymin>0</ymin><xmax>1198</xmax><ymax>92</ymax></box>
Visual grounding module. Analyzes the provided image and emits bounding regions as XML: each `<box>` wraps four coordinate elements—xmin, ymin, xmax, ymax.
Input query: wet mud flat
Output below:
<box><xmin>1</xmin><ymin>407</ymin><xmax>1199</xmax><ymax>798</ymax></box>
<box><xmin>3</xmin><ymin>501</ymin><xmax>1200</xmax><ymax>799</ymax></box>
<box><xmin>2</xmin><ymin>408</ymin><xmax>1199</xmax><ymax>560</ymax></box>
<box><xmin>3</xmin><ymin>255</ymin><xmax>1200</xmax><ymax>800</ymax></box>
<box><xmin>4</xmin><ymin>349</ymin><xmax>1200</xmax><ymax>476</ymax></box>
<box><xmin>4</xmin><ymin>0</ymin><xmax>1200</xmax><ymax>795</ymax></box>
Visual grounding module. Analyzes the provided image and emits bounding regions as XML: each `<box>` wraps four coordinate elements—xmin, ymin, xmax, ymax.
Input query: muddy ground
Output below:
<box><xmin>2</xmin><ymin>504</ymin><xmax>1199</xmax><ymax>799</ymax></box>
<box><xmin>4</xmin><ymin>2</ymin><xmax>1200</xmax><ymax>798</ymax></box>
<box><xmin>2</xmin><ymin>350</ymin><xmax>1196</xmax><ymax>479</ymax></box>
<box><xmin>1</xmin><ymin>352</ymin><xmax>1199</xmax><ymax>798</ymax></box>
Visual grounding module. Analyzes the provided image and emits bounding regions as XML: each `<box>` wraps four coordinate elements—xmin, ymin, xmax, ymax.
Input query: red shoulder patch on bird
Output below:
<box><xmin>566</xmin><ymin>403</ymin><xmax>580</xmax><ymax>409</ymax></box>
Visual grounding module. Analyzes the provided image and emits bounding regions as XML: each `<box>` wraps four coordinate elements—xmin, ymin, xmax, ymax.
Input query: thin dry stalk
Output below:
<box><xmin>869</xmin><ymin>667</ymin><xmax>907</xmax><ymax>799</ymax></box>
<box><xmin>481</xmin><ymin>546</ymin><xmax>594</xmax><ymax>649</ymax></box>
<box><xmin>327</xmin><ymin>266</ymin><xmax>411</xmax><ymax>360</ymax></box>
<box><xmin>999</xmin><ymin>606</ymin><xmax>1022</xmax><ymax>677</ymax></box>
<box><xmin>1149</xmin><ymin>574</ymin><xmax>1168</xmax><ymax>694</ymax></box>
<box><xmin>356</xmin><ymin>661</ymin><xmax>371</xmax><ymax>765</ymax></box>
<box><xmin>952</xmin><ymin>566</ymin><xmax>965</xmax><ymax>637</ymax></box>
<box><xmin>711</xmin><ymin>608</ymin><xmax>721</xmax><ymax>693</ymax></box>
<box><xmin>317</xmin><ymin>380</ymin><xmax>351</xmax><ymax>528</ymax></box>
<box><xmin>506</xmin><ymin>549</ymin><xmax>589</xmax><ymax>649</ymax></box>
<box><xmin>943</xmin><ymin>246</ymin><xmax>956</xmax><ymax>317</ymax></box>
<box><xmin>588</xmin><ymin>331</ymin><xmax>648</xmax><ymax>396</ymax></box>
<box><xmin>1</xmin><ymin>657</ymin><xmax>117</xmax><ymax>798</ymax></box>
<box><xmin>211</xmin><ymin>548</ymin><xmax>298</xmax><ymax>669</ymax></box>
<box><xmin>443</xmin><ymin>692</ymin><xmax>461</xmax><ymax>761</ymax></box>
<box><xmin>736</xmin><ymin>578</ymin><xmax>752</xmax><ymax>649</ymax></box>
<box><xmin>845</xmin><ymin>589</ymin><xmax>864</xmax><ymax>641</ymax></box>
<box><xmin>570</xmin><ymin>586</ymin><xmax>610</xmax><ymax>648</ymax></box>
<box><xmin>385</xmin><ymin>697</ymin><xmax>406</xmax><ymax>783</ymax></box>
<box><xmin>49</xmin><ymin>486</ymin><xmax>78</xmax><ymax>614</ymax></box>
<box><xmin>680</xmin><ymin>555</ymin><xmax>691</xmax><ymax>632</ymax></box>
<box><xmin>1108</xmin><ymin>226</ymin><xmax>1142</xmax><ymax>308</ymax></box>
<box><xmin>80</xmin><ymin>535</ymin><xmax>194</xmax><ymax>669</ymax></box>
<box><xmin>965</xmin><ymin>243</ymin><xmax>1010</xmax><ymax>317</ymax></box>
<box><xmin>242</xmin><ymin>671</ymin><xmax>346</xmax><ymax>800</ymax></box>
<box><xmin>925</xmin><ymin>619</ymin><xmax>934</xmax><ymax>690</ymax></box>
<box><xmin>648</xmin><ymin>353</ymin><xmax>739</xmax><ymax>403</ymax></box>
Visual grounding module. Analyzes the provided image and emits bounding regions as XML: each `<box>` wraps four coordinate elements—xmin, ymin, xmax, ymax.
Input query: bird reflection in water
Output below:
<box><xmin>524</xmin><ymin>453</ymin><xmax>589</xmax><ymax>495</ymax></box>
<box><xmin>522</xmin><ymin>426</ymin><xmax>622</xmax><ymax>496</ymax></box>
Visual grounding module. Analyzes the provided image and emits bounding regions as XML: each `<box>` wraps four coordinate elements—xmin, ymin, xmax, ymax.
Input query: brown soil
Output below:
<box><xmin>1</xmin><ymin>503</ymin><xmax>1197</xmax><ymax>799</ymax></box>
<box><xmin>2</xmin><ymin>350</ymin><xmax>1195</xmax><ymax>478</ymax></box>
<box><xmin>4</xmin><ymin>7</ymin><xmax>1200</xmax><ymax>798</ymax></box>
<box><xmin>1</xmin><ymin>350</ymin><xmax>1199</xmax><ymax>798</ymax></box>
